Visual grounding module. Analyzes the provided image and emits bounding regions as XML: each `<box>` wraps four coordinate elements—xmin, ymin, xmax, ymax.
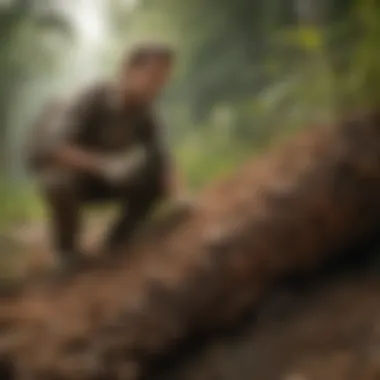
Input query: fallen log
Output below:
<box><xmin>148</xmin><ymin>263</ymin><xmax>380</xmax><ymax>380</ymax></box>
<box><xmin>0</xmin><ymin>110</ymin><xmax>380</xmax><ymax>379</ymax></box>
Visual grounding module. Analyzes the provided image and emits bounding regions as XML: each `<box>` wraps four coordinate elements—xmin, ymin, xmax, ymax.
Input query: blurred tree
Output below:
<box><xmin>0</xmin><ymin>0</ymin><xmax>75</xmax><ymax>173</ymax></box>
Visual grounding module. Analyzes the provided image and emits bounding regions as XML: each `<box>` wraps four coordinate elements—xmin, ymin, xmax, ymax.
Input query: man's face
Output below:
<box><xmin>123</xmin><ymin>59</ymin><xmax>173</xmax><ymax>103</ymax></box>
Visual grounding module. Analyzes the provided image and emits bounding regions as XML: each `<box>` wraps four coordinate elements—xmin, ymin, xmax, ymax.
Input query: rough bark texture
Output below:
<box><xmin>0</xmin><ymin>111</ymin><xmax>380</xmax><ymax>379</ymax></box>
<box><xmin>150</xmin><ymin>263</ymin><xmax>380</xmax><ymax>380</ymax></box>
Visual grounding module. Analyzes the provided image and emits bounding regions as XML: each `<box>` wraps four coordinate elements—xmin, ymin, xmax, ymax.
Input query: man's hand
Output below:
<box><xmin>97</xmin><ymin>146</ymin><xmax>148</xmax><ymax>185</ymax></box>
<box><xmin>50</xmin><ymin>144</ymin><xmax>148</xmax><ymax>185</ymax></box>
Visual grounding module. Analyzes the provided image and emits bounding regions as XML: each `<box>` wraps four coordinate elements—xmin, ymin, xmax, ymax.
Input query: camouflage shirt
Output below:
<box><xmin>24</xmin><ymin>81</ymin><xmax>171</xmax><ymax>174</ymax></box>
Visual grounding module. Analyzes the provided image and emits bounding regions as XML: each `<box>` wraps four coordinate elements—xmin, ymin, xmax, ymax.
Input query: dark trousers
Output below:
<box><xmin>42</xmin><ymin>169</ymin><xmax>164</xmax><ymax>260</ymax></box>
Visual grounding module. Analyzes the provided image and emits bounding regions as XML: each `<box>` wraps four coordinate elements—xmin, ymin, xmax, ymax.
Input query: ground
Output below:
<box><xmin>1</xmin><ymin>211</ymin><xmax>116</xmax><ymax>279</ymax></box>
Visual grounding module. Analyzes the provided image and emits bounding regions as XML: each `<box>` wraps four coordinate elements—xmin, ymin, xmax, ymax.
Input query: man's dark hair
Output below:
<box><xmin>124</xmin><ymin>42</ymin><xmax>175</xmax><ymax>68</ymax></box>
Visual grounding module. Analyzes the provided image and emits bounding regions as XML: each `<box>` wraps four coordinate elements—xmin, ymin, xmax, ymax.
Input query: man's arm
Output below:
<box><xmin>51</xmin><ymin>144</ymin><xmax>106</xmax><ymax>176</ymax></box>
<box><xmin>24</xmin><ymin>86</ymin><xmax>106</xmax><ymax>177</ymax></box>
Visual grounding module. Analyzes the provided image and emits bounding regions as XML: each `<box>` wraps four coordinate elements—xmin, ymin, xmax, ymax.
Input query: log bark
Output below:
<box><xmin>0</xmin><ymin>111</ymin><xmax>379</xmax><ymax>379</ymax></box>
<box><xmin>150</xmin><ymin>266</ymin><xmax>380</xmax><ymax>380</ymax></box>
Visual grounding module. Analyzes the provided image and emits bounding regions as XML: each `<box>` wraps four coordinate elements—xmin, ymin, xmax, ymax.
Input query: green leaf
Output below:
<box><xmin>282</xmin><ymin>26</ymin><xmax>324</xmax><ymax>51</ymax></box>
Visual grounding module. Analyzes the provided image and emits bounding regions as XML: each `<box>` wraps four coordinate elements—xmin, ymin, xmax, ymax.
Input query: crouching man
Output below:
<box><xmin>24</xmin><ymin>43</ymin><xmax>189</xmax><ymax>272</ymax></box>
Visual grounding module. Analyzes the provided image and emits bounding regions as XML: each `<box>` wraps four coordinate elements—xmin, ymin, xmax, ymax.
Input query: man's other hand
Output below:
<box><xmin>164</xmin><ymin>169</ymin><xmax>196</xmax><ymax>212</ymax></box>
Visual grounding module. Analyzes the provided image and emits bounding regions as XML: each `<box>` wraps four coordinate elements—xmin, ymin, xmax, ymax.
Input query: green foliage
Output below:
<box><xmin>0</xmin><ymin>180</ymin><xmax>42</xmax><ymax>230</ymax></box>
<box><xmin>281</xmin><ymin>25</ymin><xmax>325</xmax><ymax>51</ymax></box>
<box><xmin>176</xmin><ymin>130</ymin><xmax>250</xmax><ymax>189</ymax></box>
<box><xmin>337</xmin><ymin>0</ymin><xmax>380</xmax><ymax>108</ymax></box>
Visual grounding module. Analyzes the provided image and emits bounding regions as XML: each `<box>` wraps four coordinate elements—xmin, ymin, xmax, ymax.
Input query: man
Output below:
<box><xmin>24</xmin><ymin>42</ymin><xmax>189</xmax><ymax>272</ymax></box>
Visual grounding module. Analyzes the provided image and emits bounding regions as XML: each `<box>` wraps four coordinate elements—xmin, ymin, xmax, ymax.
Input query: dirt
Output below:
<box><xmin>2</xmin><ymin>211</ymin><xmax>117</xmax><ymax>278</ymax></box>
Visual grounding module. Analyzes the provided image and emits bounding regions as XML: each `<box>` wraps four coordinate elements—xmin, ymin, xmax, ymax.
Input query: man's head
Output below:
<box><xmin>120</xmin><ymin>42</ymin><xmax>175</xmax><ymax>104</ymax></box>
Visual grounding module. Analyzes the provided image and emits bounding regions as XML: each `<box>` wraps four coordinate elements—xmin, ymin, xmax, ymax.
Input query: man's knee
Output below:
<box><xmin>36</xmin><ymin>167</ymin><xmax>78</xmax><ymax>195</ymax></box>
<box><xmin>38</xmin><ymin>171</ymin><xmax>81</xmax><ymax>212</ymax></box>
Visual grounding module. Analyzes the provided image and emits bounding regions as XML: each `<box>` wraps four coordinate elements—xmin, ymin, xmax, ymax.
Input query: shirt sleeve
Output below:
<box><xmin>24</xmin><ymin>85</ymin><xmax>100</xmax><ymax>172</ymax></box>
